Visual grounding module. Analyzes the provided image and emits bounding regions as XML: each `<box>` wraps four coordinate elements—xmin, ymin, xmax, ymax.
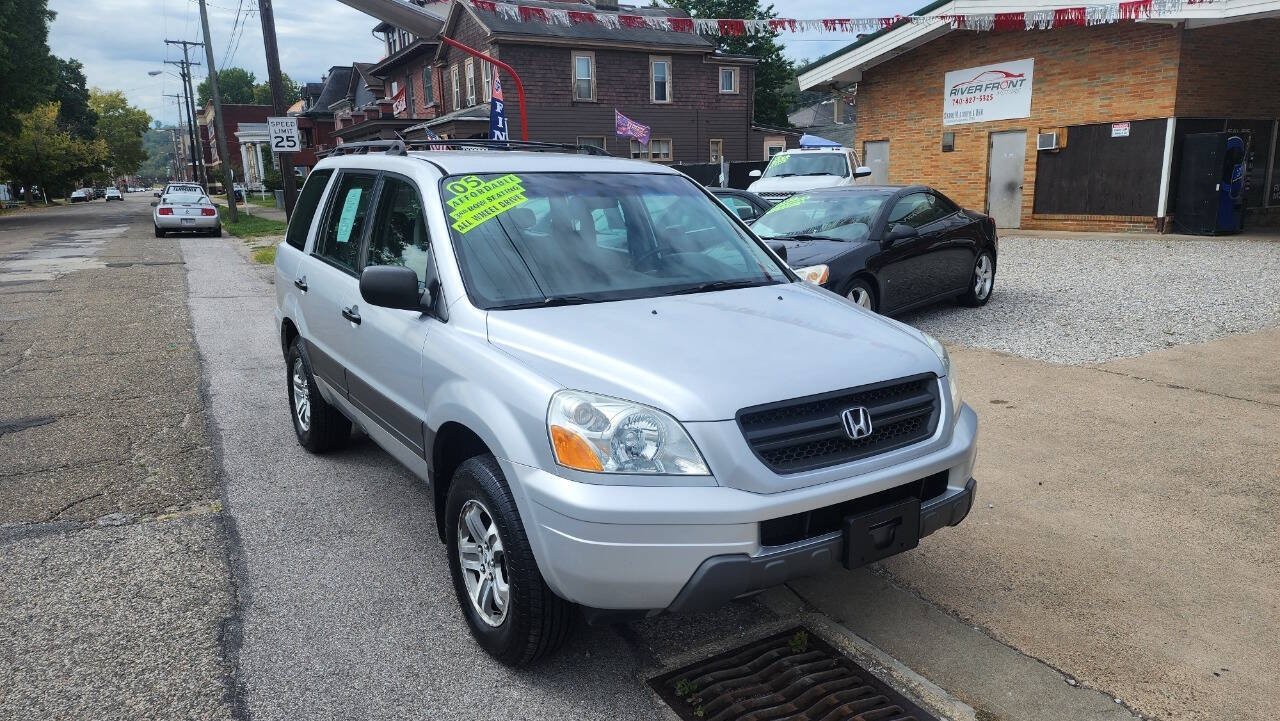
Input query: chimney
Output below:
<box><xmin>591</xmin><ymin>0</ymin><xmax>619</xmax><ymax>11</ymax></box>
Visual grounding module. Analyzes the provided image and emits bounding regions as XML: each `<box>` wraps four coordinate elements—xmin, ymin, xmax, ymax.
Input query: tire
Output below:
<box><xmin>845</xmin><ymin>277</ymin><xmax>878</xmax><ymax>313</ymax></box>
<box><xmin>958</xmin><ymin>251</ymin><xmax>995</xmax><ymax>307</ymax></box>
<box><xmin>208</xmin><ymin>225</ymin><xmax>222</xmax><ymax>237</ymax></box>
<box><xmin>445</xmin><ymin>454</ymin><xmax>574</xmax><ymax>666</ymax></box>
<box><xmin>154</xmin><ymin>226</ymin><xmax>166</xmax><ymax>238</ymax></box>
<box><xmin>286</xmin><ymin>337</ymin><xmax>350</xmax><ymax>452</ymax></box>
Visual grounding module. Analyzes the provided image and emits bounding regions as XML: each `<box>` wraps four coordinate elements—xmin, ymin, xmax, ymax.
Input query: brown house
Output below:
<box><xmin>403</xmin><ymin>0</ymin><xmax>796</xmax><ymax>162</ymax></box>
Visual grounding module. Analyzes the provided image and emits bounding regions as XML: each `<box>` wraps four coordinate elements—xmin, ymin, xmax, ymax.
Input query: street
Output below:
<box><xmin>2</xmin><ymin>196</ymin><xmax>1278</xmax><ymax>721</ymax></box>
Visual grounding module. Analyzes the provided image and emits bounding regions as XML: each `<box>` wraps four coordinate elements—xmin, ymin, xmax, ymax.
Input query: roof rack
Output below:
<box><xmin>321</xmin><ymin>138</ymin><xmax>611</xmax><ymax>158</ymax></box>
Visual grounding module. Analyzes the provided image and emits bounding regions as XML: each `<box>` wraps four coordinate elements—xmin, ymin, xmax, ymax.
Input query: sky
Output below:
<box><xmin>48</xmin><ymin>0</ymin><xmax>920</xmax><ymax>126</ymax></box>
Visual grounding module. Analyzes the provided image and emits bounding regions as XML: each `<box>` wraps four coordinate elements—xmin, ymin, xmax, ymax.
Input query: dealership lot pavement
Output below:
<box><xmin>4</xmin><ymin>198</ymin><xmax>1277</xmax><ymax>721</ymax></box>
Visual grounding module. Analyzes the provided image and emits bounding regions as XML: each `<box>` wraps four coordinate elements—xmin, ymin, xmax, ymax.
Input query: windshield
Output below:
<box><xmin>442</xmin><ymin>172</ymin><xmax>788</xmax><ymax>309</ymax></box>
<box><xmin>761</xmin><ymin>153</ymin><xmax>849</xmax><ymax>179</ymax></box>
<box><xmin>165</xmin><ymin>193</ymin><xmax>206</xmax><ymax>205</ymax></box>
<box><xmin>752</xmin><ymin>191</ymin><xmax>894</xmax><ymax>242</ymax></box>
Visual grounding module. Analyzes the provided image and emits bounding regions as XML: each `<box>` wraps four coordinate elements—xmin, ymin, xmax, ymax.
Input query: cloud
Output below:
<box><xmin>48</xmin><ymin>0</ymin><xmax>383</xmax><ymax>125</ymax></box>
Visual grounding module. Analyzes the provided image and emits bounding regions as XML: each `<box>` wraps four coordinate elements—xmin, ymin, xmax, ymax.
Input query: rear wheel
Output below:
<box><xmin>446</xmin><ymin>454</ymin><xmax>574</xmax><ymax>666</ymax></box>
<box><xmin>154</xmin><ymin>226</ymin><xmax>165</xmax><ymax>238</ymax></box>
<box><xmin>845</xmin><ymin>278</ymin><xmax>878</xmax><ymax>313</ymax></box>
<box><xmin>286</xmin><ymin>338</ymin><xmax>350</xmax><ymax>452</ymax></box>
<box><xmin>958</xmin><ymin>251</ymin><xmax>995</xmax><ymax>307</ymax></box>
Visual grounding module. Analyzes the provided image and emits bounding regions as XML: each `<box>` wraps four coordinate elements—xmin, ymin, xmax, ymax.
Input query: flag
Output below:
<box><xmin>489</xmin><ymin>74</ymin><xmax>508</xmax><ymax>141</ymax></box>
<box><xmin>615</xmin><ymin>110</ymin><xmax>650</xmax><ymax>145</ymax></box>
<box><xmin>422</xmin><ymin>126</ymin><xmax>446</xmax><ymax>151</ymax></box>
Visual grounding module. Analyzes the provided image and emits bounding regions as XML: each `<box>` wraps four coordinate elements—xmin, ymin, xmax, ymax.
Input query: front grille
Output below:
<box><xmin>737</xmin><ymin>374</ymin><xmax>940</xmax><ymax>474</ymax></box>
<box><xmin>758</xmin><ymin>191</ymin><xmax>794</xmax><ymax>202</ymax></box>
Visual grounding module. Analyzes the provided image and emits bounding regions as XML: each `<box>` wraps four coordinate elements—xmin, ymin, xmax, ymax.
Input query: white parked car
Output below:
<box><xmin>153</xmin><ymin>192</ymin><xmax>221</xmax><ymax>237</ymax></box>
<box><xmin>747</xmin><ymin>147</ymin><xmax>873</xmax><ymax>203</ymax></box>
<box><xmin>104</xmin><ymin>188</ymin><xmax>123</xmax><ymax>201</ymax></box>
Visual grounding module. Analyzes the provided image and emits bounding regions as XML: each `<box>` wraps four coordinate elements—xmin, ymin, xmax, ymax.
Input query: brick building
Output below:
<box><xmin>198</xmin><ymin>103</ymin><xmax>272</xmax><ymax>189</ymax></box>
<box><xmin>798</xmin><ymin>0</ymin><xmax>1280</xmax><ymax>232</ymax></box>
<box><xmin>408</xmin><ymin>0</ymin><xmax>797</xmax><ymax>162</ymax></box>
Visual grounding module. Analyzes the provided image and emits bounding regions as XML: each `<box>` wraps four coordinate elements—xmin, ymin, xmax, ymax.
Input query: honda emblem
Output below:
<box><xmin>841</xmin><ymin>407</ymin><xmax>874</xmax><ymax>440</ymax></box>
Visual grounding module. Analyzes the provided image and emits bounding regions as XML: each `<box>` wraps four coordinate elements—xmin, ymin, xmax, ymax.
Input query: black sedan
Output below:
<box><xmin>709</xmin><ymin>187</ymin><xmax>773</xmax><ymax>223</ymax></box>
<box><xmin>753</xmin><ymin>185</ymin><xmax>997</xmax><ymax>315</ymax></box>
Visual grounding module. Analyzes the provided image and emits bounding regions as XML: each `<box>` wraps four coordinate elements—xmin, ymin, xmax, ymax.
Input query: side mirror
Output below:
<box><xmin>884</xmin><ymin>223</ymin><xmax>918</xmax><ymax>245</ymax></box>
<box><xmin>767</xmin><ymin>241</ymin><xmax>788</xmax><ymax>263</ymax></box>
<box><xmin>853</xmin><ymin>166</ymin><xmax>873</xmax><ymax>178</ymax></box>
<box><xmin>359</xmin><ymin>265</ymin><xmax>422</xmax><ymax>311</ymax></box>
<box><xmin>748</xmin><ymin>169</ymin><xmax>762</xmax><ymax>178</ymax></box>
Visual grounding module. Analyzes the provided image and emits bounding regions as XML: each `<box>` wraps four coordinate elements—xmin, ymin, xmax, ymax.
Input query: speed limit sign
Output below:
<box><xmin>268</xmin><ymin>116</ymin><xmax>300</xmax><ymax>153</ymax></box>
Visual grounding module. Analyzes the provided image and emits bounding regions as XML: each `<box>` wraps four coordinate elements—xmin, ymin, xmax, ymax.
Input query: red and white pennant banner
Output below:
<box><xmin>460</xmin><ymin>0</ymin><xmax>1213</xmax><ymax>34</ymax></box>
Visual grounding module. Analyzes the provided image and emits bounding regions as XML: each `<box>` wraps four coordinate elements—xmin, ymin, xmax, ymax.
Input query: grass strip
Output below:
<box><xmin>214</xmin><ymin>204</ymin><xmax>287</xmax><ymax>238</ymax></box>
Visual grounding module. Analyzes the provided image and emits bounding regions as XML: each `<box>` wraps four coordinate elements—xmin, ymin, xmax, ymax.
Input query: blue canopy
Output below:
<box><xmin>798</xmin><ymin>133</ymin><xmax>841</xmax><ymax>148</ymax></box>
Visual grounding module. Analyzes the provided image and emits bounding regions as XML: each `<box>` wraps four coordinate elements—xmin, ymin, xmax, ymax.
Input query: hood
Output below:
<box><xmin>747</xmin><ymin>174</ymin><xmax>848</xmax><ymax>194</ymax></box>
<box><xmin>775</xmin><ymin>238</ymin><xmax>870</xmax><ymax>267</ymax></box>
<box><xmin>486</xmin><ymin>282</ymin><xmax>941</xmax><ymax>422</ymax></box>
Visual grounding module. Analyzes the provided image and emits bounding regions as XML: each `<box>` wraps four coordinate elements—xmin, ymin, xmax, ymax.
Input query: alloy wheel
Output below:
<box><xmin>847</xmin><ymin>286</ymin><xmax>872</xmax><ymax>309</ymax></box>
<box><xmin>974</xmin><ymin>255</ymin><xmax>994</xmax><ymax>300</ymax></box>
<box><xmin>457</xmin><ymin>499</ymin><xmax>510</xmax><ymax>627</ymax></box>
<box><xmin>291</xmin><ymin>357</ymin><xmax>311</xmax><ymax>431</ymax></box>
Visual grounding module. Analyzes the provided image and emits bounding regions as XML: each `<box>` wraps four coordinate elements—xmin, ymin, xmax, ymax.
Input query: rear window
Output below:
<box><xmin>165</xmin><ymin>193</ymin><xmax>206</xmax><ymax>204</ymax></box>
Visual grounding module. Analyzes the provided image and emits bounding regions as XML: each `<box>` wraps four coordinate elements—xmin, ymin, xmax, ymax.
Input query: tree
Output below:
<box><xmin>89</xmin><ymin>89</ymin><xmax>153</xmax><ymax>178</ymax></box>
<box><xmin>139</xmin><ymin>127</ymin><xmax>179</xmax><ymax>183</ymax></box>
<box><xmin>196</xmin><ymin>67</ymin><xmax>257</xmax><ymax>107</ymax></box>
<box><xmin>668</xmin><ymin>0</ymin><xmax>796</xmax><ymax>127</ymax></box>
<box><xmin>0</xmin><ymin>102</ymin><xmax>108</xmax><ymax>202</ymax></box>
<box><xmin>53</xmin><ymin>57</ymin><xmax>97</xmax><ymax>138</ymax></box>
<box><xmin>252</xmin><ymin>72</ymin><xmax>301</xmax><ymax>108</ymax></box>
<box><xmin>0</xmin><ymin>0</ymin><xmax>58</xmax><ymax>134</ymax></box>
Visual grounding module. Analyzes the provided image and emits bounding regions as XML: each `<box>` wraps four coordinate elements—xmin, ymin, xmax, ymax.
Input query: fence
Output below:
<box><xmin>671</xmin><ymin>161</ymin><xmax>770</xmax><ymax>190</ymax></box>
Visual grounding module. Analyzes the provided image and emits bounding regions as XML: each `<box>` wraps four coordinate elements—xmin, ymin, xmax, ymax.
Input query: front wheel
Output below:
<box><xmin>845</xmin><ymin>278</ymin><xmax>878</xmax><ymax>313</ymax></box>
<box><xmin>446</xmin><ymin>455</ymin><xmax>574</xmax><ymax>666</ymax></box>
<box><xmin>958</xmin><ymin>251</ymin><xmax>995</xmax><ymax>307</ymax></box>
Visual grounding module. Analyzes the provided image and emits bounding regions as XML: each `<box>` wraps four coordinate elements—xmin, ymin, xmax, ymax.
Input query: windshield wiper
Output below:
<box><xmin>771</xmin><ymin>173</ymin><xmax>797</xmax><ymax>177</ymax></box>
<box><xmin>502</xmin><ymin>295</ymin><xmax>596</xmax><ymax>309</ymax></box>
<box><xmin>762</xmin><ymin>233</ymin><xmax>847</xmax><ymax>242</ymax></box>
<box><xmin>663</xmin><ymin>279</ymin><xmax>776</xmax><ymax>296</ymax></box>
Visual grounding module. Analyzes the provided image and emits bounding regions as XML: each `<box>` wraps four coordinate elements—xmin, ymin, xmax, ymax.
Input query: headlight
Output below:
<box><xmin>793</xmin><ymin>264</ymin><xmax>829</xmax><ymax>285</ymax></box>
<box><xmin>547</xmin><ymin>390</ymin><xmax>709</xmax><ymax>475</ymax></box>
<box><xmin>921</xmin><ymin>332</ymin><xmax>963</xmax><ymax>419</ymax></box>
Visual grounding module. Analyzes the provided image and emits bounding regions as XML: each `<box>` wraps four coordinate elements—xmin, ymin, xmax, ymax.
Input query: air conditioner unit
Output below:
<box><xmin>1037</xmin><ymin>132</ymin><xmax>1059</xmax><ymax>151</ymax></box>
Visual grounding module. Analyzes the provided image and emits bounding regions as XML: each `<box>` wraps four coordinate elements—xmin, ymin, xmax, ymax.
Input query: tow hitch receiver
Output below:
<box><xmin>843</xmin><ymin>498</ymin><xmax>921</xmax><ymax>569</ymax></box>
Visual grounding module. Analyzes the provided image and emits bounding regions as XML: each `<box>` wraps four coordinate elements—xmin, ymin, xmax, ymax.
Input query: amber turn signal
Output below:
<box><xmin>550</xmin><ymin>425</ymin><xmax>603</xmax><ymax>472</ymax></box>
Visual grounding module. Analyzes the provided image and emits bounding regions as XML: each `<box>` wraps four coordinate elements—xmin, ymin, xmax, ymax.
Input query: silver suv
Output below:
<box><xmin>274</xmin><ymin>140</ymin><xmax>978</xmax><ymax>666</ymax></box>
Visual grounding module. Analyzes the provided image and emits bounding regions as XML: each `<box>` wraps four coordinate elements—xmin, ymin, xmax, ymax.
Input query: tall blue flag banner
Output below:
<box><xmin>615</xmin><ymin>110</ymin><xmax>650</xmax><ymax>145</ymax></box>
<box><xmin>489</xmin><ymin>75</ymin><xmax>508</xmax><ymax>141</ymax></box>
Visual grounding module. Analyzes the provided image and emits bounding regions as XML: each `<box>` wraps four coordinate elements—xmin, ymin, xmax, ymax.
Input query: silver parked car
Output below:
<box><xmin>274</xmin><ymin>140</ymin><xmax>978</xmax><ymax>666</ymax></box>
<box><xmin>153</xmin><ymin>192</ymin><xmax>221</xmax><ymax>237</ymax></box>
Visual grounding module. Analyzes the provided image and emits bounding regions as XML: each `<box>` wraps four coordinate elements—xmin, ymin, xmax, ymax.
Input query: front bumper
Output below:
<box><xmin>507</xmin><ymin>403</ymin><xmax>978</xmax><ymax>611</ymax></box>
<box><xmin>667</xmin><ymin>478</ymin><xmax>975</xmax><ymax>613</ymax></box>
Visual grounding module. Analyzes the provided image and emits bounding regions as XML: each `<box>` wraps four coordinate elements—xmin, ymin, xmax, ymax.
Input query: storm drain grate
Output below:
<box><xmin>649</xmin><ymin>628</ymin><xmax>938</xmax><ymax>721</ymax></box>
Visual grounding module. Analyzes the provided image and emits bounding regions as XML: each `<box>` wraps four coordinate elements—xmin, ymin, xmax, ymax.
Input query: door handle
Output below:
<box><xmin>341</xmin><ymin>305</ymin><xmax>361</xmax><ymax>325</ymax></box>
<box><xmin>293</xmin><ymin>276</ymin><xmax>308</xmax><ymax>292</ymax></box>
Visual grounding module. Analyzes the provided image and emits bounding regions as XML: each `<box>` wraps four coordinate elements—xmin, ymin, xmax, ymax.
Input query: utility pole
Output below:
<box><xmin>163</xmin><ymin>94</ymin><xmax>192</xmax><ymax>180</ymax></box>
<box><xmin>258</xmin><ymin>0</ymin><xmax>298</xmax><ymax>217</ymax></box>
<box><xmin>197</xmin><ymin>0</ymin><xmax>239</xmax><ymax>222</ymax></box>
<box><xmin>165</xmin><ymin>39</ymin><xmax>207</xmax><ymax>186</ymax></box>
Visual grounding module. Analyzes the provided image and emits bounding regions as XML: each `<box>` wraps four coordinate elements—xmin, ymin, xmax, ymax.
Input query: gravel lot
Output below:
<box><xmin>902</xmin><ymin>234</ymin><xmax>1280</xmax><ymax>364</ymax></box>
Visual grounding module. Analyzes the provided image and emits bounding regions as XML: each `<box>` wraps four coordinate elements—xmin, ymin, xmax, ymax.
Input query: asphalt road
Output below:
<box><xmin>0</xmin><ymin>195</ymin><xmax>235</xmax><ymax>721</ymax></box>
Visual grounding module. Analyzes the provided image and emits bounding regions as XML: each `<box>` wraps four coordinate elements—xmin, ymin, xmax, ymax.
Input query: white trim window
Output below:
<box><xmin>719</xmin><ymin>66</ymin><xmax>738</xmax><ymax>94</ymax></box>
<box><xmin>764</xmin><ymin>137</ymin><xmax>786</xmax><ymax>158</ymax></box>
<box><xmin>450</xmin><ymin>65</ymin><xmax>460</xmax><ymax>110</ymax></box>
<box><xmin>482</xmin><ymin>58</ymin><xmax>493</xmax><ymax>100</ymax></box>
<box><xmin>709</xmin><ymin>138</ymin><xmax>723</xmax><ymax>163</ymax></box>
<box><xmin>572</xmin><ymin>51</ymin><xmax>595</xmax><ymax>102</ymax></box>
<box><xmin>630</xmin><ymin>138</ymin><xmax>673</xmax><ymax>161</ymax></box>
<box><xmin>650</xmin><ymin>56</ymin><xmax>671</xmax><ymax>103</ymax></box>
<box><xmin>464</xmin><ymin>58</ymin><xmax>476</xmax><ymax>106</ymax></box>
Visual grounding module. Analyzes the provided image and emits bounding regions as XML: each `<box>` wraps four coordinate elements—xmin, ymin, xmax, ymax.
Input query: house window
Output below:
<box><xmin>709</xmin><ymin>139</ymin><xmax>722</xmax><ymax>163</ymax></box>
<box><xmin>423</xmin><ymin>65</ymin><xmax>434</xmax><ymax>106</ymax></box>
<box><xmin>630</xmin><ymin>138</ymin><xmax>672</xmax><ymax>161</ymax></box>
<box><xmin>482</xmin><ymin>59</ymin><xmax>492</xmax><ymax>100</ymax></box>
<box><xmin>650</xmin><ymin>56</ymin><xmax>671</xmax><ymax>103</ymax></box>
<box><xmin>577</xmin><ymin>136</ymin><xmax>606</xmax><ymax>150</ymax></box>
<box><xmin>764</xmin><ymin>136</ymin><xmax>786</xmax><ymax>158</ymax></box>
<box><xmin>465</xmin><ymin>58</ymin><xmax>476</xmax><ymax>106</ymax></box>
<box><xmin>450</xmin><ymin>65</ymin><xmax>460</xmax><ymax>110</ymax></box>
<box><xmin>719</xmin><ymin>67</ymin><xmax>738</xmax><ymax>94</ymax></box>
<box><xmin>572</xmin><ymin>51</ymin><xmax>595</xmax><ymax>101</ymax></box>
<box><xmin>405</xmin><ymin>75</ymin><xmax>415</xmax><ymax>115</ymax></box>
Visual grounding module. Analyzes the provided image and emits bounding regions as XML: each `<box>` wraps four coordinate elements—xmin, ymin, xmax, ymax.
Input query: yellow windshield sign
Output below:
<box><xmin>770</xmin><ymin>194</ymin><xmax>807</xmax><ymax>212</ymax></box>
<box><xmin>445</xmin><ymin>174</ymin><xmax>528</xmax><ymax>234</ymax></box>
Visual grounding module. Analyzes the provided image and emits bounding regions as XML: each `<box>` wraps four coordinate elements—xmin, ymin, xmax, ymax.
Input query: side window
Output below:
<box><xmin>315</xmin><ymin>172</ymin><xmax>377</xmax><ymax>272</ymax></box>
<box><xmin>887</xmin><ymin>192</ymin><xmax>948</xmax><ymax>229</ymax></box>
<box><xmin>365</xmin><ymin>176</ymin><xmax>433</xmax><ymax>289</ymax></box>
<box><xmin>725</xmin><ymin>196</ymin><xmax>756</xmax><ymax>221</ymax></box>
<box><xmin>285</xmin><ymin>169</ymin><xmax>334</xmax><ymax>250</ymax></box>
